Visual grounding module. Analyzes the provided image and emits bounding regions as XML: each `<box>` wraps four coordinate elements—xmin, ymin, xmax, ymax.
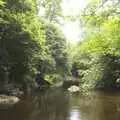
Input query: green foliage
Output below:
<box><xmin>0</xmin><ymin>0</ymin><xmax>69</xmax><ymax>86</ymax></box>
<box><xmin>80</xmin><ymin>17</ymin><xmax>120</xmax><ymax>55</ymax></box>
<box><xmin>0</xmin><ymin>0</ymin><xmax>47</xmax><ymax>83</ymax></box>
<box><xmin>45</xmin><ymin>74</ymin><xmax>63</xmax><ymax>84</ymax></box>
<box><xmin>72</xmin><ymin>0</ymin><xmax>120</xmax><ymax>90</ymax></box>
<box><xmin>39</xmin><ymin>0</ymin><xmax>63</xmax><ymax>23</ymax></box>
<box><xmin>44</xmin><ymin>22</ymin><xmax>69</xmax><ymax>76</ymax></box>
<box><xmin>5</xmin><ymin>0</ymin><xmax>37</xmax><ymax>13</ymax></box>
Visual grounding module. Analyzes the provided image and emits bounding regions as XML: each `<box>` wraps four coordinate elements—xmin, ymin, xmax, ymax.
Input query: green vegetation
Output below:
<box><xmin>0</xmin><ymin>0</ymin><xmax>69</xmax><ymax>89</ymax></box>
<box><xmin>1</xmin><ymin>0</ymin><xmax>120</xmax><ymax>92</ymax></box>
<box><xmin>44</xmin><ymin>23</ymin><xmax>69</xmax><ymax>83</ymax></box>
<box><xmin>0</xmin><ymin>0</ymin><xmax>45</xmax><ymax>84</ymax></box>
<box><xmin>72</xmin><ymin>0</ymin><xmax>120</xmax><ymax>90</ymax></box>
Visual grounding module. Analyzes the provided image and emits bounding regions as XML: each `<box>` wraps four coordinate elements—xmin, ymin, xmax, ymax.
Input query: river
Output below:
<box><xmin>0</xmin><ymin>89</ymin><xmax>120</xmax><ymax>120</ymax></box>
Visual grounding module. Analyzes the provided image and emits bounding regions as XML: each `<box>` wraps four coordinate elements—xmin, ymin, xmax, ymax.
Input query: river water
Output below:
<box><xmin>0</xmin><ymin>89</ymin><xmax>120</xmax><ymax>120</ymax></box>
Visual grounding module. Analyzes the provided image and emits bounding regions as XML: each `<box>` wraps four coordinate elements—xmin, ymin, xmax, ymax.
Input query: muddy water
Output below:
<box><xmin>0</xmin><ymin>89</ymin><xmax>120</xmax><ymax>120</ymax></box>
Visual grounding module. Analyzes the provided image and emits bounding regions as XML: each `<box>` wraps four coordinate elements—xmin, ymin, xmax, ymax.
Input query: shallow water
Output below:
<box><xmin>0</xmin><ymin>89</ymin><xmax>120</xmax><ymax>120</ymax></box>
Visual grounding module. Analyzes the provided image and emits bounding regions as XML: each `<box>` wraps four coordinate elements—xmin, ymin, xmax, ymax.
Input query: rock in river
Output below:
<box><xmin>0</xmin><ymin>95</ymin><xmax>20</xmax><ymax>105</ymax></box>
<box><xmin>68</xmin><ymin>85</ymin><xmax>80</xmax><ymax>93</ymax></box>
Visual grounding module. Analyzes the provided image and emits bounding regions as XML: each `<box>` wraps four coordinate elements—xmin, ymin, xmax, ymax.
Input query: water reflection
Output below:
<box><xmin>1</xmin><ymin>90</ymin><xmax>120</xmax><ymax>120</ymax></box>
<box><xmin>69</xmin><ymin>109</ymin><xmax>81</xmax><ymax>120</ymax></box>
<box><xmin>0</xmin><ymin>89</ymin><xmax>70</xmax><ymax>120</ymax></box>
<box><xmin>69</xmin><ymin>91</ymin><xmax>120</xmax><ymax>120</ymax></box>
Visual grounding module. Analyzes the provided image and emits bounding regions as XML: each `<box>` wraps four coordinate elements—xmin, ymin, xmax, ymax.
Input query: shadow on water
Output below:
<box><xmin>0</xmin><ymin>89</ymin><xmax>70</xmax><ymax>120</ymax></box>
<box><xmin>1</xmin><ymin>89</ymin><xmax>120</xmax><ymax>120</ymax></box>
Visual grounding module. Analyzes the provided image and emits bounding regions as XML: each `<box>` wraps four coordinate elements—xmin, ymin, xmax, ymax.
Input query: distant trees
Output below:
<box><xmin>37</xmin><ymin>22</ymin><xmax>70</xmax><ymax>83</ymax></box>
<box><xmin>45</xmin><ymin>23</ymin><xmax>69</xmax><ymax>73</ymax></box>
<box><xmin>39</xmin><ymin>0</ymin><xmax>63</xmax><ymax>23</ymax></box>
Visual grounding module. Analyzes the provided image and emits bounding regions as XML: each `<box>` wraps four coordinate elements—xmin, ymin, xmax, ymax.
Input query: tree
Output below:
<box><xmin>39</xmin><ymin>0</ymin><xmax>63</xmax><ymax>23</ymax></box>
<box><xmin>0</xmin><ymin>0</ymin><xmax>46</xmax><ymax>84</ymax></box>
<box><xmin>0</xmin><ymin>0</ymin><xmax>70</xmax><ymax>86</ymax></box>
<box><xmin>44</xmin><ymin>23</ymin><xmax>69</xmax><ymax>77</ymax></box>
<box><xmin>5</xmin><ymin>0</ymin><xmax>37</xmax><ymax>13</ymax></box>
<box><xmin>72</xmin><ymin>0</ymin><xmax>120</xmax><ymax>89</ymax></box>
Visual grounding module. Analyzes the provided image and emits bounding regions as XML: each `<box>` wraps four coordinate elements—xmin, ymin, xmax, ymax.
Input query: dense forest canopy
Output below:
<box><xmin>1</xmin><ymin>0</ymin><xmax>120</xmax><ymax>90</ymax></box>
<box><xmin>72</xmin><ymin>0</ymin><xmax>120</xmax><ymax>90</ymax></box>
<box><xmin>0</xmin><ymin>0</ymin><xmax>69</xmax><ymax>86</ymax></box>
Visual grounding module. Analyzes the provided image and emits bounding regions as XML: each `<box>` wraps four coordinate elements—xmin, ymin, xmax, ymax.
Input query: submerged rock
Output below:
<box><xmin>0</xmin><ymin>95</ymin><xmax>20</xmax><ymax>105</ymax></box>
<box><xmin>68</xmin><ymin>85</ymin><xmax>80</xmax><ymax>93</ymax></box>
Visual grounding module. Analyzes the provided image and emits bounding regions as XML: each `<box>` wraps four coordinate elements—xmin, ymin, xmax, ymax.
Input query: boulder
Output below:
<box><xmin>68</xmin><ymin>85</ymin><xmax>80</xmax><ymax>93</ymax></box>
<box><xmin>0</xmin><ymin>95</ymin><xmax>19</xmax><ymax>105</ymax></box>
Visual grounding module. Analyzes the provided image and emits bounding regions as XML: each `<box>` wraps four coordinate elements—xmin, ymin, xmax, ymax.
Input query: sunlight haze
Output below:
<box><xmin>62</xmin><ymin>0</ymin><xmax>90</xmax><ymax>44</ymax></box>
<box><xmin>62</xmin><ymin>0</ymin><xmax>89</xmax><ymax>16</ymax></box>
